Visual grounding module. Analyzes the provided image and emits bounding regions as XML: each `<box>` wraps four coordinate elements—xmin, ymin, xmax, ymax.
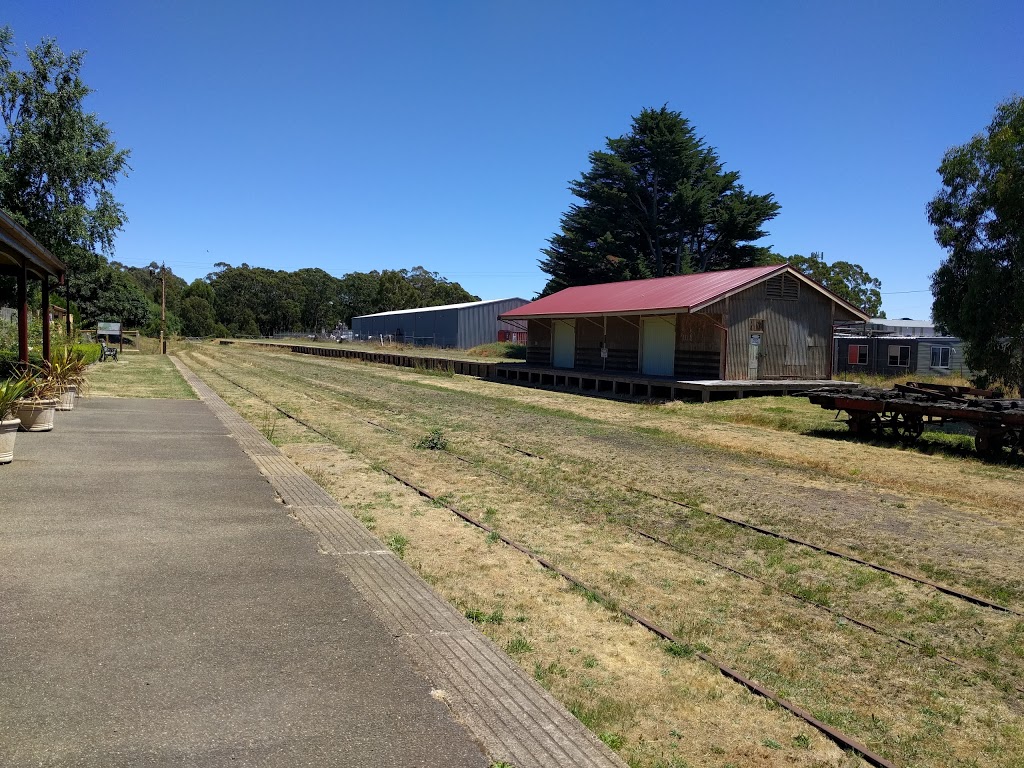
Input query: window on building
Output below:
<box><xmin>930</xmin><ymin>346</ymin><xmax>951</xmax><ymax>368</ymax></box>
<box><xmin>888</xmin><ymin>345</ymin><xmax>910</xmax><ymax>367</ymax></box>
<box><xmin>847</xmin><ymin>344</ymin><xmax>868</xmax><ymax>365</ymax></box>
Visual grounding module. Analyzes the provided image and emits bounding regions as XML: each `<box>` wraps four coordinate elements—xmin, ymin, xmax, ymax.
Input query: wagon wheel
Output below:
<box><xmin>890</xmin><ymin>413</ymin><xmax>924</xmax><ymax>443</ymax></box>
<box><xmin>975</xmin><ymin>427</ymin><xmax>1010</xmax><ymax>459</ymax></box>
<box><xmin>1003</xmin><ymin>430</ymin><xmax>1019</xmax><ymax>460</ymax></box>
<box><xmin>847</xmin><ymin>412</ymin><xmax>878</xmax><ymax>437</ymax></box>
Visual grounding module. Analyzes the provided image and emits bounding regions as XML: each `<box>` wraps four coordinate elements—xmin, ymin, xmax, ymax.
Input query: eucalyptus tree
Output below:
<box><xmin>0</xmin><ymin>27</ymin><xmax>131</xmax><ymax>323</ymax></box>
<box><xmin>928</xmin><ymin>96</ymin><xmax>1024</xmax><ymax>391</ymax></box>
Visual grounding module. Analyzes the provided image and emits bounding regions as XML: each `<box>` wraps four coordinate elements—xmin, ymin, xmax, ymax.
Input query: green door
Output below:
<box><xmin>552</xmin><ymin>319</ymin><xmax>575</xmax><ymax>368</ymax></box>
<box><xmin>642</xmin><ymin>316</ymin><xmax>675</xmax><ymax>376</ymax></box>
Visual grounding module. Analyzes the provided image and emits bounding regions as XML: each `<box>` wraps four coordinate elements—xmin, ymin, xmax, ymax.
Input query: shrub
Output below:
<box><xmin>73</xmin><ymin>343</ymin><xmax>101</xmax><ymax>365</ymax></box>
<box><xmin>414</xmin><ymin>428</ymin><xmax>449</xmax><ymax>450</ymax></box>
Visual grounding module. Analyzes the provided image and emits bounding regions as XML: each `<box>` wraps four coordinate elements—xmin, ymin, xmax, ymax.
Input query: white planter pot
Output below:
<box><xmin>56</xmin><ymin>385</ymin><xmax>78</xmax><ymax>411</ymax></box>
<box><xmin>15</xmin><ymin>399</ymin><xmax>58</xmax><ymax>432</ymax></box>
<box><xmin>0</xmin><ymin>418</ymin><xmax>20</xmax><ymax>463</ymax></box>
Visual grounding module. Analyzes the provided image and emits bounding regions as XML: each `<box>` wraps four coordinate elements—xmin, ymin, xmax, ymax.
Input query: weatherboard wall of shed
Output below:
<box><xmin>526</xmin><ymin>320</ymin><xmax>551</xmax><ymax>365</ymax></box>
<box><xmin>833</xmin><ymin>337</ymin><xmax>971</xmax><ymax>378</ymax></box>
<box><xmin>703</xmin><ymin>278</ymin><xmax>835</xmax><ymax>379</ymax></box>
<box><xmin>676</xmin><ymin>313</ymin><xmax>723</xmax><ymax>379</ymax></box>
<box><xmin>915</xmin><ymin>339</ymin><xmax>969</xmax><ymax>377</ymax></box>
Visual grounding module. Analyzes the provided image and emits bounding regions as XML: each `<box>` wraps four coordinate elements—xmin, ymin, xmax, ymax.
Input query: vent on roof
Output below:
<box><xmin>766</xmin><ymin>274</ymin><xmax>799</xmax><ymax>301</ymax></box>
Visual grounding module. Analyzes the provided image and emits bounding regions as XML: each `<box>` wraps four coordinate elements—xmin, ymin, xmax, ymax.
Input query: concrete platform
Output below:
<box><xmin>0</xmin><ymin>364</ymin><xmax>625</xmax><ymax>768</ymax></box>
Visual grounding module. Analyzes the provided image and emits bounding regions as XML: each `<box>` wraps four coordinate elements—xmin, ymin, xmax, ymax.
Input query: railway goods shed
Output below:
<box><xmin>352</xmin><ymin>297</ymin><xmax>528</xmax><ymax>348</ymax></box>
<box><xmin>501</xmin><ymin>265</ymin><xmax>868</xmax><ymax>382</ymax></box>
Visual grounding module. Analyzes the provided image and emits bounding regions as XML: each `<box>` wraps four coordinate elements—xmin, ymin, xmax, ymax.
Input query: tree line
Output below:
<box><xmin>115</xmin><ymin>263</ymin><xmax>478</xmax><ymax>338</ymax></box>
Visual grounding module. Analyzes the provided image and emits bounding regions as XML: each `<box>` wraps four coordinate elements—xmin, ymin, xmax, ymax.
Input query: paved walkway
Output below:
<box><xmin>0</xmin><ymin>361</ymin><xmax>624</xmax><ymax>768</ymax></box>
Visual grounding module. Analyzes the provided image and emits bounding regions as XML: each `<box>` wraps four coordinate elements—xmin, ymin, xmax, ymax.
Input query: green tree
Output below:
<box><xmin>374</xmin><ymin>270</ymin><xmax>420</xmax><ymax>312</ymax></box>
<box><xmin>114</xmin><ymin>261</ymin><xmax>187</xmax><ymax>316</ymax></box>
<box><xmin>763</xmin><ymin>251</ymin><xmax>884</xmax><ymax>316</ymax></box>
<box><xmin>294</xmin><ymin>267</ymin><xmax>342</xmax><ymax>332</ymax></box>
<box><xmin>338</xmin><ymin>270</ymin><xmax>381</xmax><ymax>325</ymax></box>
<box><xmin>0</xmin><ymin>27</ymin><xmax>130</xmax><ymax>314</ymax></box>
<box><xmin>179</xmin><ymin>295</ymin><xmax>217</xmax><ymax>336</ymax></box>
<box><xmin>540</xmin><ymin>106</ymin><xmax>780</xmax><ymax>294</ymax></box>
<box><xmin>928</xmin><ymin>96</ymin><xmax>1024</xmax><ymax>392</ymax></box>
<box><xmin>405</xmin><ymin>266</ymin><xmax>478</xmax><ymax>306</ymax></box>
<box><xmin>177</xmin><ymin>279</ymin><xmax>218</xmax><ymax>337</ymax></box>
<box><xmin>67</xmin><ymin>257</ymin><xmax>151</xmax><ymax>328</ymax></box>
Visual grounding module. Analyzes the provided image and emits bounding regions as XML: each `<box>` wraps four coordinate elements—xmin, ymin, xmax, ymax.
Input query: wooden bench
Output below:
<box><xmin>99</xmin><ymin>342</ymin><xmax>118</xmax><ymax>362</ymax></box>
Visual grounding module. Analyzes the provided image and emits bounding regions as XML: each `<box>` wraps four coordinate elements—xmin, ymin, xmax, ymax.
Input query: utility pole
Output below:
<box><xmin>160</xmin><ymin>262</ymin><xmax>167</xmax><ymax>355</ymax></box>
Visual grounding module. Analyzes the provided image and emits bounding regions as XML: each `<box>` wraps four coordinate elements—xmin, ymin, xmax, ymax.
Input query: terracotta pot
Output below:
<box><xmin>0</xmin><ymin>418</ymin><xmax>20</xmax><ymax>463</ymax></box>
<box><xmin>56</xmin><ymin>385</ymin><xmax>78</xmax><ymax>411</ymax></box>
<box><xmin>15</xmin><ymin>399</ymin><xmax>58</xmax><ymax>432</ymax></box>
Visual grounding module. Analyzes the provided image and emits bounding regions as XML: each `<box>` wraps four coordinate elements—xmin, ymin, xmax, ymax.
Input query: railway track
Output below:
<box><xmin>206</xmin><ymin>360</ymin><xmax>1021</xmax><ymax>690</ymax></box>
<box><xmin>180</xmin><ymin>351</ymin><xmax>1024</xmax><ymax>764</ymax></box>
<box><xmin>180</xmin><ymin>353</ymin><xmax>901</xmax><ymax>768</ymax></box>
<box><xmin>194</xmin><ymin>351</ymin><xmax>1021</xmax><ymax>617</ymax></box>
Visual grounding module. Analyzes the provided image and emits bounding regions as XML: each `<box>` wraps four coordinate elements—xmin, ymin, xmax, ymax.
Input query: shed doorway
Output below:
<box><xmin>552</xmin><ymin>319</ymin><xmax>576</xmax><ymax>368</ymax></box>
<box><xmin>642</xmin><ymin>316</ymin><xmax>675</xmax><ymax>376</ymax></box>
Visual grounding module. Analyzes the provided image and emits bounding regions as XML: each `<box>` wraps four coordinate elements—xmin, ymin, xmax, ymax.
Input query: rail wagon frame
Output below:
<box><xmin>807</xmin><ymin>381</ymin><xmax>1024</xmax><ymax>458</ymax></box>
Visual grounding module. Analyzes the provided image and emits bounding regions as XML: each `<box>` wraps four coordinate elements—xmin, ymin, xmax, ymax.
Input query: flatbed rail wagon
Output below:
<box><xmin>806</xmin><ymin>381</ymin><xmax>1024</xmax><ymax>457</ymax></box>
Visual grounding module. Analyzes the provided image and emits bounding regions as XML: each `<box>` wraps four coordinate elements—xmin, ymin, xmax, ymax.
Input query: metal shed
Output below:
<box><xmin>352</xmin><ymin>298</ymin><xmax>529</xmax><ymax>348</ymax></box>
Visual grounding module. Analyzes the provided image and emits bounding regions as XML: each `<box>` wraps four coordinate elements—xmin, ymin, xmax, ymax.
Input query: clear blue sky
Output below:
<box><xmin>7</xmin><ymin>0</ymin><xmax>1024</xmax><ymax>319</ymax></box>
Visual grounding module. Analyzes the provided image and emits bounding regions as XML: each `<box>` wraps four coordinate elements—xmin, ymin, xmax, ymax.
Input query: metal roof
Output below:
<box><xmin>354</xmin><ymin>297</ymin><xmax>527</xmax><ymax>320</ymax></box>
<box><xmin>867</xmin><ymin>318</ymin><xmax>936</xmax><ymax>330</ymax></box>
<box><xmin>501</xmin><ymin>266</ymin><xmax>869</xmax><ymax>320</ymax></box>
<box><xmin>0</xmin><ymin>208</ymin><xmax>65</xmax><ymax>279</ymax></box>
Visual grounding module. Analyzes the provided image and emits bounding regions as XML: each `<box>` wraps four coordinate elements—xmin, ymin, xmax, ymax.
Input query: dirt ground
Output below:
<box><xmin>176</xmin><ymin>343</ymin><xmax>1024</xmax><ymax>768</ymax></box>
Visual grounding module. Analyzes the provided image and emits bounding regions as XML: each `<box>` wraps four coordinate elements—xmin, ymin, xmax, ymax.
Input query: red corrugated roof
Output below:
<box><xmin>503</xmin><ymin>265</ymin><xmax>794</xmax><ymax>318</ymax></box>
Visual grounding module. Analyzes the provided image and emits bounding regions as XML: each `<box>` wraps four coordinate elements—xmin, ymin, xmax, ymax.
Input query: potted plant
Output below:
<box><xmin>46</xmin><ymin>347</ymin><xmax>88</xmax><ymax>411</ymax></box>
<box><xmin>12</xmin><ymin>370</ymin><xmax>62</xmax><ymax>432</ymax></box>
<box><xmin>0</xmin><ymin>377</ymin><xmax>31</xmax><ymax>463</ymax></box>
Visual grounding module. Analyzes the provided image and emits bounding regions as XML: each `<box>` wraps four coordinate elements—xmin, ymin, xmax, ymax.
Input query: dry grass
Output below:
<box><xmin>177</xmin><ymin>342</ymin><xmax>1024</xmax><ymax>768</ymax></box>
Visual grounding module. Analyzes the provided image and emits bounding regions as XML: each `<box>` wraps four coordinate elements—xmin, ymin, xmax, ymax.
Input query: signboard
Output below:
<box><xmin>98</xmin><ymin>322</ymin><xmax>121</xmax><ymax>336</ymax></box>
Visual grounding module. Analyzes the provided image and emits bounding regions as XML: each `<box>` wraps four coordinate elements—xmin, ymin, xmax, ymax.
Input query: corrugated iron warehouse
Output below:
<box><xmin>352</xmin><ymin>298</ymin><xmax>528</xmax><ymax>349</ymax></box>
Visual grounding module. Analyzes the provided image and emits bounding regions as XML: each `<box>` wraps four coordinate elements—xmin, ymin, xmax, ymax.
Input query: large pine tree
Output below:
<box><xmin>540</xmin><ymin>106</ymin><xmax>780</xmax><ymax>294</ymax></box>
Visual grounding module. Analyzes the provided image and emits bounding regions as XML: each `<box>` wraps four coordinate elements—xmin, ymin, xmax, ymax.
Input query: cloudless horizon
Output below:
<box><xmin>7</xmin><ymin>0</ymin><xmax>1024</xmax><ymax>319</ymax></box>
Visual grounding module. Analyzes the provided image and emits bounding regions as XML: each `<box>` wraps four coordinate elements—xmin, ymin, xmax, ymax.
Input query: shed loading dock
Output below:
<box><xmin>501</xmin><ymin>266</ymin><xmax>868</xmax><ymax>381</ymax></box>
<box><xmin>352</xmin><ymin>297</ymin><xmax>528</xmax><ymax>349</ymax></box>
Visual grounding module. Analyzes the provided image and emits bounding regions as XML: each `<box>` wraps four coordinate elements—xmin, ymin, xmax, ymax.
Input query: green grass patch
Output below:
<box><xmin>85</xmin><ymin>354</ymin><xmax>197</xmax><ymax>399</ymax></box>
<box><xmin>466</xmin><ymin>341</ymin><xmax>527</xmax><ymax>359</ymax></box>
